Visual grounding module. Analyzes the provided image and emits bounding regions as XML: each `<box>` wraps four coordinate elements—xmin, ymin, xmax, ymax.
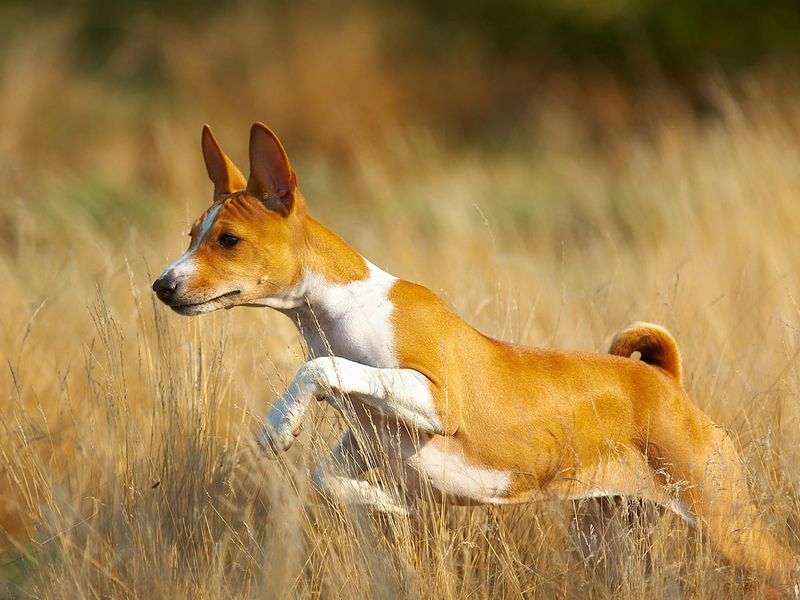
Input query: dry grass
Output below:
<box><xmin>1</xmin><ymin>6</ymin><xmax>800</xmax><ymax>599</ymax></box>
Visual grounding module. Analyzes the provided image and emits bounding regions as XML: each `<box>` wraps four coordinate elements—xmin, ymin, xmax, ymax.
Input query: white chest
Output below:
<box><xmin>290</xmin><ymin>262</ymin><xmax>398</xmax><ymax>368</ymax></box>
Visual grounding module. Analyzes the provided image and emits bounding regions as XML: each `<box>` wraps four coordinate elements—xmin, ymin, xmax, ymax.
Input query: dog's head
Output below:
<box><xmin>152</xmin><ymin>123</ymin><xmax>306</xmax><ymax>315</ymax></box>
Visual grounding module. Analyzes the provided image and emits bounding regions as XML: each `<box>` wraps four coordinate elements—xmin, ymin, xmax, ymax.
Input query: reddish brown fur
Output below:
<box><xmin>609</xmin><ymin>322</ymin><xmax>683</xmax><ymax>382</ymax></box>
<box><xmin>181</xmin><ymin>193</ymin><xmax>306</xmax><ymax>303</ymax></box>
<box><xmin>390</xmin><ymin>278</ymin><xmax>798</xmax><ymax>590</ymax></box>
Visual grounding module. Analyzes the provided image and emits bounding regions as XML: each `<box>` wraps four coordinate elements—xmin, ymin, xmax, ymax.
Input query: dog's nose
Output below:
<box><xmin>152</xmin><ymin>275</ymin><xmax>178</xmax><ymax>302</ymax></box>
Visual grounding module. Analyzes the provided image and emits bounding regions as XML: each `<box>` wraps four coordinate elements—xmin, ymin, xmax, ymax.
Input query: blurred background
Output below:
<box><xmin>2</xmin><ymin>1</ymin><xmax>800</xmax><ymax>598</ymax></box>
<box><xmin>4</xmin><ymin>0</ymin><xmax>800</xmax><ymax>191</ymax></box>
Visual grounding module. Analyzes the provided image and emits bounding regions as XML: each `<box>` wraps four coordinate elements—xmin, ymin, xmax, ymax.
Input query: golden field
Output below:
<box><xmin>1</xmin><ymin>5</ymin><xmax>800</xmax><ymax>599</ymax></box>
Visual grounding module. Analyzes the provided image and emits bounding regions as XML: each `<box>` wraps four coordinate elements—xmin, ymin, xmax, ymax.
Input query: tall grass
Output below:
<box><xmin>1</xmin><ymin>6</ymin><xmax>799</xmax><ymax>599</ymax></box>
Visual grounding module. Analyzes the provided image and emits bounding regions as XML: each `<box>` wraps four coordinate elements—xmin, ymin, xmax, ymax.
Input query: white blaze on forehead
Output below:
<box><xmin>161</xmin><ymin>203</ymin><xmax>223</xmax><ymax>278</ymax></box>
<box><xmin>194</xmin><ymin>203</ymin><xmax>224</xmax><ymax>247</ymax></box>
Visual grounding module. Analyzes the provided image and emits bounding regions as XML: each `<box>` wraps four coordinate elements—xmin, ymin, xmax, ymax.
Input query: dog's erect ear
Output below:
<box><xmin>202</xmin><ymin>125</ymin><xmax>247</xmax><ymax>201</ymax></box>
<box><xmin>247</xmin><ymin>122</ymin><xmax>298</xmax><ymax>215</ymax></box>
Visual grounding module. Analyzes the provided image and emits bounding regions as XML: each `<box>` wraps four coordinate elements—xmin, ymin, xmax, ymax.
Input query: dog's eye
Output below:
<box><xmin>219</xmin><ymin>234</ymin><xmax>240</xmax><ymax>248</ymax></box>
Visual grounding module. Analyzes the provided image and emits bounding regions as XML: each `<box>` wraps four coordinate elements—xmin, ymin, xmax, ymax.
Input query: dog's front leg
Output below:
<box><xmin>260</xmin><ymin>355</ymin><xmax>449</xmax><ymax>454</ymax></box>
<box><xmin>301</xmin><ymin>356</ymin><xmax>449</xmax><ymax>434</ymax></box>
<box><xmin>312</xmin><ymin>429</ymin><xmax>409</xmax><ymax>515</ymax></box>
<box><xmin>259</xmin><ymin>365</ymin><xmax>320</xmax><ymax>453</ymax></box>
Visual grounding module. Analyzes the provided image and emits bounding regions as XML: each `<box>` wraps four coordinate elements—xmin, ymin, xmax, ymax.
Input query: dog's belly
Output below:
<box><xmin>401</xmin><ymin>436</ymin><xmax>515</xmax><ymax>504</ymax></box>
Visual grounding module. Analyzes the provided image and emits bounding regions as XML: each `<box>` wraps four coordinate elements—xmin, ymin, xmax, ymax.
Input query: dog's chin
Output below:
<box><xmin>170</xmin><ymin>302</ymin><xmax>221</xmax><ymax>316</ymax></box>
<box><xmin>167</xmin><ymin>291</ymin><xmax>242</xmax><ymax>316</ymax></box>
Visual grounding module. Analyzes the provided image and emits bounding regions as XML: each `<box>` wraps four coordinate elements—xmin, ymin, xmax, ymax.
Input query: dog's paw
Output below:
<box><xmin>257</xmin><ymin>423</ymin><xmax>298</xmax><ymax>456</ymax></box>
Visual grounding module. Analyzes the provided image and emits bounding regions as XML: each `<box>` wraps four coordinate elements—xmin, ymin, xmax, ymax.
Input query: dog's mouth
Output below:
<box><xmin>170</xmin><ymin>290</ymin><xmax>242</xmax><ymax>314</ymax></box>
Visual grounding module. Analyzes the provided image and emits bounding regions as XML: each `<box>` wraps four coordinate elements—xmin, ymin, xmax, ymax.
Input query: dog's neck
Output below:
<box><xmin>267</xmin><ymin>216</ymin><xmax>398</xmax><ymax>364</ymax></box>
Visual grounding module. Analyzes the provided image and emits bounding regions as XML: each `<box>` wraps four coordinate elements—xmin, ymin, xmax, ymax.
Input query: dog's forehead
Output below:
<box><xmin>190</xmin><ymin>192</ymin><xmax>266</xmax><ymax>233</ymax></box>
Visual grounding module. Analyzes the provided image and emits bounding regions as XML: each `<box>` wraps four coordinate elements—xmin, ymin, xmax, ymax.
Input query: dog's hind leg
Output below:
<box><xmin>650</xmin><ymin>404</ymin><xmax>799</xmax><ymax>594</ymax></box>
<box><xmin>570</xmin><ymin>496</ymin><xmax>658</xmax><ymax>590</ymax></box>
<box><xmin>691</xmin><ymin>428</ymin><xmax>797</xmax><ymax>590</ymax></box>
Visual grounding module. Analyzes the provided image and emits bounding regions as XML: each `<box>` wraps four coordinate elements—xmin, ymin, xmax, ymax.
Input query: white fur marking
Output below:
<box><xmin>309</xmin><ymin>356</ymin><xmax>443</xmax><ymax>433</ymax></box>
<box><xmin>312</xmin><ymin>470</ymin><xmax>409</xmax><ymax>514</ymax></box>
<box><xmin>312</xmin><ymin>435</ymin><xmax>409</xmax><ymax>514</ymax></box>
<box><xmin>260</xmin><ymin>369</ymin><xmax>318</xmax><ymax>452</ymax></box>
<box><xmin>260</xmin><ymin>355</ymin><xmax>445</xmax><ymax>449</ymax></box>
<box><xmin>408</xmin><ymin>443</ymin><xmax>512</xmax><ymax>503</ymax></box>
<box><xmin>282</xmin><ymin>261</ymin><xmax>399</xmax><ymax>367</ymax></box>
<box><xmin>161</xmin><ymin>203</ymin><xmax>222</xmax><ymax>279</ymax></box>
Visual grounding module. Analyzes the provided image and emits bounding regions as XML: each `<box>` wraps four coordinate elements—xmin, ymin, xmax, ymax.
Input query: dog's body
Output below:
<box><xmin>153</xmin><ymin>122</ymin><xmax>798</xmax><ymax>593</ymax></box>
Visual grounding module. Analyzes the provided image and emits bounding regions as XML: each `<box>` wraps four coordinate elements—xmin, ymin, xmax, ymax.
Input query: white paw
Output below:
<box><xmin>258</xmin><ymin>366</ymin><xmax>325</xmax><ymax>456</ymax></box>
<box><xmin>258</xmin><ymin>423</ymin><xmax>298</xmax><ymax>456</ymax></box>
<box><xmin>375</xmin><ymin>498</ymin><xmax>413</xmax><ymax>516</ymax></box>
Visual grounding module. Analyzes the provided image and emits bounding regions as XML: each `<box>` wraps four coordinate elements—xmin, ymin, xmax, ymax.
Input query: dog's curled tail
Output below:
<box><xmin>609</xmin><ymin>322</ymin><xmax>682</xmax><ymax>383</ymax></box>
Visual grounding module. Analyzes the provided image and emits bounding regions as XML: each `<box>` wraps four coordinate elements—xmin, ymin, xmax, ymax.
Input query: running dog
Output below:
<box><xmin>153</xmin><ymin>122</ymin><xmax>799</xmax><ymax>595</ymax></box>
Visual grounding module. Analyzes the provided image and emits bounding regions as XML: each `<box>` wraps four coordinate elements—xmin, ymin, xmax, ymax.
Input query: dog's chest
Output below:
<box><xmin>296</xmin><ymin>264</ymin><xmax>398</xmax><ymax>368</ymax></box>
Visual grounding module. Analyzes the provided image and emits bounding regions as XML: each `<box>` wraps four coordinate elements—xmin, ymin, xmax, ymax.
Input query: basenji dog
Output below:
<box><xmin>153</xmin><ymin>122</ymin><xmax>798</xmax><ymax>594</ymax></box>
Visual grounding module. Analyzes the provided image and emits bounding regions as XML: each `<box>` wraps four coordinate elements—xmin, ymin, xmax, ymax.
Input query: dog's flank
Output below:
<box><xmin>153</xmin><ymin>122</ymin><xmax>799</xmax><ymax>595</ymax></box>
